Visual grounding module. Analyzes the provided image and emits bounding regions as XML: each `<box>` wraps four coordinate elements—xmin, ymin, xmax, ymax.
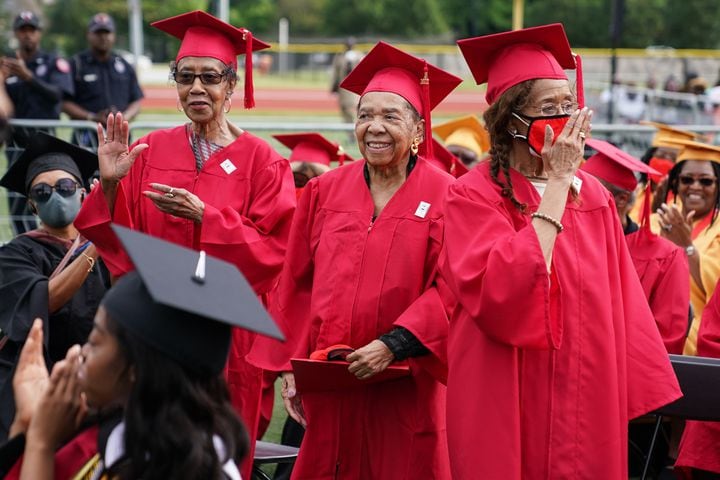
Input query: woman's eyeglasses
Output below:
<box><xmin>29</xmin><ymin>178</ymin><xmax>80</xmax><ymax>203</ymax></box>
<box><xmin>172</xmin><ymin>71</ymin><xmax>227</xmax><ymax>85</ymax></box>
<box><xmin>528</xmin><ymin>102</ymin><xmax>578</xmax><ymax>117</ymax></box>
<box><xmin>679</xmin><ymin>175</ymin><xmax>716</xmax><ymax>187</ymax></box>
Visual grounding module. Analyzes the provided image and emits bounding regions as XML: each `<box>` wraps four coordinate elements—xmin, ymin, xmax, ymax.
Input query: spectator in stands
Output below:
<box><xmin>330</xmin><ymin>37</ymin><xmax>362</xmax><ymax>125</ymax></box>
<box><xmin>63</xmin><ymin>13</ymin><xmax>144</xmax><ymax>149</ymax></box>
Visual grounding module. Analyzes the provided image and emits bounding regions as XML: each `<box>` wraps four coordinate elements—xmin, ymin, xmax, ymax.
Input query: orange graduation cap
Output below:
<box><xmin>151</xmin><ymin>10</ymin><xmax>270</xmax><ymax>109</ymax></box>
<box><xmin>582</xmin><ymin>138</ymin><xmax>660</xmax><ymax>192</ymax></box>
<box><xmin>273</xmin><ymin>132</ymin><xmax>354</xmax><ymax>166</ymax></box>
<box><xmin>427</xmin><ymin>138</ymin><xmax>469</xmax><ymax>178</ymax></box>
<box><xmin>641</xmin><ymin>121</ymin><xmax>701</xmax><ymax>148</ymax></box>
<box><xmin>457</xmin><ymin>23</ymin><xmax>583</xmax><ymax>107</ymax></box>
<box><xmin>433</xmin><ymin>114</ymin><xmax>489</xmax><ymax>158</ymax></box>
<box><xmin>340</xmin><ymin>41</ymin><xmax>462</xmax><ymax>159</ymax></box>
<box><xmin>674</xmin><ymin>139</ymin><xmax>720</xmax><ymax>164</ymax></box>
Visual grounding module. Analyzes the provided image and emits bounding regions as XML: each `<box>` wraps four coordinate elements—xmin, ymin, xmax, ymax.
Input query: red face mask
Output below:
<box><xmin>512</xmin><ymin>112</ymin><xmax>571</xmax><ymax>157</ymax></box>
<box><xmin>648</xmin><ymin>157</ymin><xmax>675</xmax><ymax>183</ymax></box>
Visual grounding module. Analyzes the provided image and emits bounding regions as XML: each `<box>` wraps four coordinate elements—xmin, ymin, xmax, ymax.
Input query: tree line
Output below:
<box><xmin>3</xmin><ymin>0</ymin><xmax>720</xmax><ymax>61</ymax></box>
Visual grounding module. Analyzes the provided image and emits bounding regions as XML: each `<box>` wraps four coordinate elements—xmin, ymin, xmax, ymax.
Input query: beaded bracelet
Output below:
<box><xmin>81</xmin><ymin>252</ymin><xmax>96</xmax><ymax>273</ymax></box>
<box><xmin>531</xmin><ymin>212</ymin><xmax>564</xmax><ymax>233</ymax></box>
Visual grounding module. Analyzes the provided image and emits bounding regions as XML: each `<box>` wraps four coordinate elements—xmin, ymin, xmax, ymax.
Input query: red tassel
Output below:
<box><xmin>641</xmin><ymin>182</ymin><xmax>652</xmax><ymax>231</ymax></box>
<box><xmin>244</xmin><ymin>30</ymin><xmax>255</xmax><ymax>109</ymax></box>
<box><xmin>574</xmin><ymin>53</ymin><xmax>585</xmax><ymax>109</ymax></box>
<box><xmin>420</xmin><ymin>61</ymin><xmax>432</xmax><ymax>159</ymax></box>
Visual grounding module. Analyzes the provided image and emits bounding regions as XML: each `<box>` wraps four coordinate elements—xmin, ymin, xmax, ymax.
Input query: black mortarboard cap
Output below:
<box><xmin>0</xmin><ymin>132</ymin><xmax>98</xmax><ymax>195</ymax></box>
<box><xmin>103</xmin><ymin>225</ymin><xmax>283</xmax><ymax>376</ymax></box>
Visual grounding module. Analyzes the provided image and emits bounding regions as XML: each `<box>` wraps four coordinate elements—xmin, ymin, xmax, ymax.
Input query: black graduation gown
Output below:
<box><xmin>0</xmin><ymin>231</ymin><xmax>109</xmax><ymax>440</ymax></box>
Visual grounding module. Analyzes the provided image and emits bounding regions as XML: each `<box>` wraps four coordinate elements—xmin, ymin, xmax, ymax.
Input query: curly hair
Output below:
<box><xmin>665</xmin><ymin>160</ymin><xmax>720</xmax><ymax>228</ymax></box>
<box><xmin>482</xmin><ymin>80</ymin><xmax>536</xmax><ymax>212</ymax></box>
<box><xmin>105</xmin><ymin>315</ymin><xmax>248</xmax><ymax>480</ymax></box>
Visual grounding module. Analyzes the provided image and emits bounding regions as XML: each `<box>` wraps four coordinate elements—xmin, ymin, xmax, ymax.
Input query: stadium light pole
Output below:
<box><xmin>608</xmin><ymin>0</ymin><xmax>625</xmax><ymax>124</ymax></box>
<box><xmin>217</xmin><ymin>0</ymin><xmax>229</xmax><ymax>22</ymax></box>
<box><xmin>512</xmin><ymin>0</ymin><xmax>524</xmax><ymax>30</ymax></box>
<box><xmin>128</xmin><ymin>0</ymin><xmax>144</xmax><ymax>67</ymax></box>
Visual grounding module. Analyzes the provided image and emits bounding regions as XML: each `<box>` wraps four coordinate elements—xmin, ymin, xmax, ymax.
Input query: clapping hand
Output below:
<box><xmin>10</xmin><ymin>319</ymin><xmax>48</xmax><ymax>437</ymax></box>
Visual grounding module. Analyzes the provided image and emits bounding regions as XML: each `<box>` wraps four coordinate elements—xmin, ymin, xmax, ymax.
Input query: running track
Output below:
<box><xmin>141</xmin><ymin>85</ymin><xmax>488</xmax><ymax>114</ymax></box>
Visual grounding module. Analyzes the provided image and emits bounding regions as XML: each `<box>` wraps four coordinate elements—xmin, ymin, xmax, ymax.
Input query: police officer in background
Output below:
<box><xmin>63</xmin><ymin>13</ymin><xmax>143</xmax><ymax>149</ymax></box>
<box><xmin>2</xmin><ymin>11</ymin><xmax>74</xmax><ymax>234</ymax></box>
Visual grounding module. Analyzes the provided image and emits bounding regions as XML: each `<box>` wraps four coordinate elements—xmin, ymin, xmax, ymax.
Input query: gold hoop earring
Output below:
<box><xmin>176</xmin><ymin>98</ymin><xmax>184</xmax><ymax>113</ymax></box>
<box><xmin>410</xmin><ymin>138</ymin><xmax>419</xmax><ymax>156</ymax></box>
<box><xmin>224</xmin><ymin>98</ymin><xmax>231</xmax><ymax>114</ymax></box>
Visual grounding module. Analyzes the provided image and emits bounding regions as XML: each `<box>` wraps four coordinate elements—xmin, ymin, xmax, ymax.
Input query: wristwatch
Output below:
<box><xmin>685</xmin><ymin>244</ymin><xmax>697</xmax><ymax>257</ymax></box>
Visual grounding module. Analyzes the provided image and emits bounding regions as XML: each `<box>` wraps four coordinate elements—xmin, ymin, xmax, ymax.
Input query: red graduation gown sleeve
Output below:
<box><xmin>442</xmin><ymin>181</ymin><xmax>560</xmax><ymax>350</ymax></box>
<box><xmin>626</xmin><ymin>230</ymin><xmax>690</xmax><ymax>354</ymax></box>
<box><xmin>246</xmin><ymin>178</ymin><xmax>318</xmax><ymax>373</ymax></box>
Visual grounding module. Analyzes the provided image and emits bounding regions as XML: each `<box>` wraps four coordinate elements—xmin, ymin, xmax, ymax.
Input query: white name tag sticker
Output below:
<box><xmin>220</xmin><ymin>159</ymin><xmax>237</xmax><ymax>175</ymax></box>
<box><xmin>83</xmin><ymin>73</ymin><xmax>98</xmax><ymax>82</ymax></box>
<box><xmin>414</xmin><ymin>201</ymin><xmax>431</xmax><ymax>219</ymax></box>
<box><xmin>572</xmin><ymin>175</ymin><xmax>583</xmax><ymax>194</ymax></box>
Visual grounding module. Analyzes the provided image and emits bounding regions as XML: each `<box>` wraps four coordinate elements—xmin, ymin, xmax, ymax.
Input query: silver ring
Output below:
<box><xmin>662</xmin><ymin>224</ymin><xmax>673</xmax><ymax>232</ymax></box>
<box><xmin>164</xmin><ymin>192</ymin><xmax>175</xmax><ymax>198</ymax></box>
<box><xmin>579</xmin><ymin>131</ymin><xmax>586</xmax><ymax>139</ymax></box>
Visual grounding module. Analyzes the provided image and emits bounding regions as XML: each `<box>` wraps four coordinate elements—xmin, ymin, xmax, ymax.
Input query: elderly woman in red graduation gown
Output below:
<box><xmin>249</xmin><ymin>42</ymin><xmax>460</xmax><ymax>479</ymax></box>
<box><xmin>442</xmin><ymin>24</ymin><xmax>682</xmax><ymax>480</ymax></box>
<box><xmin>72</xmin><ymin>11</ymin><xmax>295</xmax><ymax>477</ymax></box>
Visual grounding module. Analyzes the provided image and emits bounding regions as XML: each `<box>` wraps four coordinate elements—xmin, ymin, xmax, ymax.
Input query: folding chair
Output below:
<box><xmin>252</xmin><ymin>440</ymin><xmax>299</xmax><ymax>480</ymax></box>
<box><xmin>641</xmin><ymin>354</ymin><xmax>720</xmax><ymax>480</ymax></box>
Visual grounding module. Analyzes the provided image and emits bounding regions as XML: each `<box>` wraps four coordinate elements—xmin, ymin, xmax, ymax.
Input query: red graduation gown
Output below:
<box><xmin>441</xmin><ymin>162</ymin><xmax>681</xmax><ymax>480</ymax></box>
<box><xmin>249</xmin><ymin>158</ymin><xmax>453</xmax><ymax>479</ymax></box>
<box><xmin>74</xmin><ymin>125</ymin><xmax>296</xmax><ymax>477</ymax></box>
<box><xmin>625</xmin><ymin>227</ymin><xmax>689</xmax><ymax>354</ymax></box>
<box><xmin>676</xmin><ymin>288</ymin><xmax>720</xmax><ymax>474</ymax></box>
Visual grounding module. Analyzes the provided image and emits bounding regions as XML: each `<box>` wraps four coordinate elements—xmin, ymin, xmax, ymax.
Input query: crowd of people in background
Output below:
<box><xmin>0</xmin><ymin>7</ymin><xmax>720</xmax><ymax>480</ymax></box>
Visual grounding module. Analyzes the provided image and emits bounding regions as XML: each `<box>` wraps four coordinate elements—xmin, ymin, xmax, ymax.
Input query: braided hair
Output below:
<box><xmin>665</xmin><ymin>160</ymin><xmax>720</xmax><ymax>228</ymax></box>
<box><xmin>482</xmin><ymin>80</ymin><xmax>536</xmax><ymax>212</ymax></box>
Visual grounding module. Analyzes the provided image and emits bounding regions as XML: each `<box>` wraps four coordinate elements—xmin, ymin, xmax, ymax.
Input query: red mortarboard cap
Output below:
<box><xmin>427</xmin><ymin>138</ymin><xmax>469</xmax><ymax>178</ymax></box>
<box><xmin>340</xmin><ymin>41</ymin><xmax>462</xmax><ymax>158</ymax></box>
<box><xmin>458</xmin><ymin>23</ymin><xmax>581</xmax><ymax>106</ymax></box>
<box><xmin>151</xmin><ymin>10</ymin><xmax>270</xmax><ymax>108</ymax></box>
<box><xmin>273</xmin><ymin>132</ymin><xmax>353</xmax><ymax>166</ymax></box>
<box><xmin>581</xmin><ymin>138</ymin><xmax>659</xmax><ymax>192</ymax></box>
<box><xmin>291</xmin><ymin>358</ymin><xmax>410</xmax><ymax>393</ymax></box>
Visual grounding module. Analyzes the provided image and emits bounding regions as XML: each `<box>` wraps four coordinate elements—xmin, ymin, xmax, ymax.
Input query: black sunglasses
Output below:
<box><xmin>29</xmin><ymin>178</ymin><xmax>80</xmax><ymax>203</ymax></box>
<box><xmin>679</xmin><ymin>175</ymin><xmax>716</xmax><ymax>187</ymax></box>
<box><xmin>172</xmin><ymin>70</ymin><xmax>227</xmax><ymax>85</ymax></box>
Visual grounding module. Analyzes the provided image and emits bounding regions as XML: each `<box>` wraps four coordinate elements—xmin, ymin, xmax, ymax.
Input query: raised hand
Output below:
<box><xmin>26</xmin><ymin>344</ymin><xmax>86</xmax><ymax>451</ymax></box>
<box><xmin>97</xmin><ymin>112</ymin><xmax>148</xmax><ymax>190</ymax></box>
<box><xmin>542</xmin><ymin>107</ymin><xmax>592</xmax><ymax>183</ymax></box>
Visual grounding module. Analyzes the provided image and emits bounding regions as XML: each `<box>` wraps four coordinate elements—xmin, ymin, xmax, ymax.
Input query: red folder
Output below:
<box><xmin>291</xmin><ymin>358</ymin><xmax>411</xmax><ymax>393</ymax></box>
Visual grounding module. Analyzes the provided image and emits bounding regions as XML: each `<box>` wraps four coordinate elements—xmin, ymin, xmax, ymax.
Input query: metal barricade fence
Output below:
<box><xmin>2</xmin><ymin>118</ymin><xmax>720</xmax><ymax>244</ymax></box>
